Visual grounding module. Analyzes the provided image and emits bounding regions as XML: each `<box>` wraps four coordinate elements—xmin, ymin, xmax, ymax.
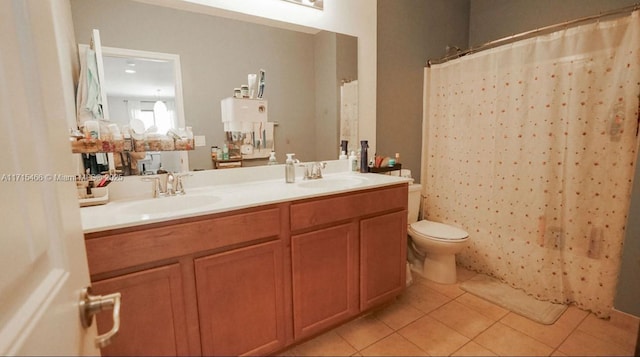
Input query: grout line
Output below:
<box><xmin>551</xmin><ymin>308</ymin><xmax>590</xmax><ymax>355</ymax></box>
<box><xmin>570</xmin><ymin>311</ymin><xmax>636</xmax><ymax>351</ymax></box>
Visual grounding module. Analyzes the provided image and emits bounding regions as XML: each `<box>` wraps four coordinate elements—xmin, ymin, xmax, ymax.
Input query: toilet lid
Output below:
<box><xmin>409</xmin><ymin>220</ymin><xmax>468</xmax><ymax>240</ymax></box>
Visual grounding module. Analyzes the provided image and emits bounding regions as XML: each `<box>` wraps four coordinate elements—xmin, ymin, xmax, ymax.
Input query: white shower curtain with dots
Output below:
<box><xmin>422</xmin><ymin>11</ymin><xmax>640</xmax><ymax>316</ymax></box>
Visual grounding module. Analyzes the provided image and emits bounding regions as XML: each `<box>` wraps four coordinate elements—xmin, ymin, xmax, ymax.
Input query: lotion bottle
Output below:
<box><xmin>348</xmin><ymin>151</ymin><xmax>358</xmax><ymax>172</ymax></box>
<box><xmin>285</xmin><ymin>153</ymin><xmax>296</xmax><ymax>183</ymax></box>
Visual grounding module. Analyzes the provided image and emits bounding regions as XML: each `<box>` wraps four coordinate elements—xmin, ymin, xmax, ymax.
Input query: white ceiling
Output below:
<box><xmin>102</xmin><ymin>55</ymin><xmax>176</xmax><ymax>98</ymax></box>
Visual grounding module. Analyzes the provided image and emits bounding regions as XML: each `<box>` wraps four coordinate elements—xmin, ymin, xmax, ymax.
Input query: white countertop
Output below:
<box><xmin>81</xmin><ymin>166</ymin><xmax>412</xmax><ymax>234</ymax></box>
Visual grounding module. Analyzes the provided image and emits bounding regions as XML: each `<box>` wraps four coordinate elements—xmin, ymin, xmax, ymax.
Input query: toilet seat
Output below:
<box><xmin>409</xmin><ymin>220</ymin><xmax>469</xmax><ymax>242</ymax></box>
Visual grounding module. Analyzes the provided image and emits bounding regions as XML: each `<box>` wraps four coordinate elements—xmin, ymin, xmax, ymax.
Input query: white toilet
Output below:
<box><xmin>407</xmin><ymin>184</ymin><xmax>469</xmax><ymax>284</ymax></box>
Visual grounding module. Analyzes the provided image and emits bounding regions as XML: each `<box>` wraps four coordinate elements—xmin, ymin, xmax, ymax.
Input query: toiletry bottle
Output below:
<box><xmin>84</xmin><ymin>120</ymin><xmax>100</xmax><ymax>139</ymax></box>
<box><xmin>222</xmin><ymin>144</ymin><xmax>229</xmax><ymax>160</ymax></box>
<box><xmin>285</xmin><ymin>153</ymin><xmax>296</xmax><ymax>183</ymax></box>
<box><xmin>360</xmin><ymin>140</ymin><xmax>369</xmax><ymax>173</ymax></box>
<box><xmin>340</xmin><ymin>140</ymin><xmax>348</xmax><ymax>155</ymax></box>
<box><xmin>339</xmin><ymin>150</ymin><xmax>348</xmax><ymax>160</ymax></box>
<box><xmin>348</xmin><ymin>151</ymin><xmax>358</xmax><ymax>172</ymax></box>
<box><xmin>268</xmin><ymin>151</ymin><xmax>278</xmax><ymax>165</ymax></box>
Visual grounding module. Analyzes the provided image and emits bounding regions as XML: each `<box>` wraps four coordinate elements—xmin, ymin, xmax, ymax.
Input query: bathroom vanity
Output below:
<box><xmin>82</xmin><ymin>166</ymin><xmax>409</xmax><ymax>356</ymax></box>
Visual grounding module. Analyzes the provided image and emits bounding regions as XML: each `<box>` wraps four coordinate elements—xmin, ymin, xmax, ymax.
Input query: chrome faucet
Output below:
<box><xmin>302</xmin><ymin>162</ymin><xmax>327</xmax><ymax>180</ymax></box>
<box><xmin>142</xmin><ymin>172</ymin><xmax>191</xmax><ymax>197</ymax></box>
<box><xmin>166</xmin><ymin>172</ymin><xmax>176</xmax><ymax>196</ymax></box>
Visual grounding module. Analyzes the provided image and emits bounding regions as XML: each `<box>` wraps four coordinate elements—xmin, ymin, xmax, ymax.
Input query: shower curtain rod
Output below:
<box><xmin>427</xmin><ymin>3</ymin><xmax>640</xmax><ymax>66</ymax></box>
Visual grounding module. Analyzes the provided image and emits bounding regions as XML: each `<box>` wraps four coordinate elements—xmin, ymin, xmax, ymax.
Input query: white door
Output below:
<box><xmin>0</xmin><ymin>0</ymin><xmax>100</xmax><ymax>354</ymax></box>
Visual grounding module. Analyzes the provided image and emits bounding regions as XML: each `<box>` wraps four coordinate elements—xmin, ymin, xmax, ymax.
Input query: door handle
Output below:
<box><xmin>79</xmin><ymin>287</ymin><xmax>121</xmax><ymax>348</ymax></box>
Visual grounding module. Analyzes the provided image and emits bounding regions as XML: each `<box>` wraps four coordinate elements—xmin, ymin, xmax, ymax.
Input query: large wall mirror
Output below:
<box><xmin>101</xmin><ymin>46</ymin><xmax>188</xmax><ymax>174</ymax></box>
<box><xmin>70</xmin><ymin>0</ymin><xmax>358</xmax><ymax>173</ymax></box>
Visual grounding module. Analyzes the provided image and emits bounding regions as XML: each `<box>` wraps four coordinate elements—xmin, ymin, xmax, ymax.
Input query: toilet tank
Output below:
<box><xmin>408</xmin><ymin>184</ymin><xmax>422</xmax><ymax>224</ymax></box>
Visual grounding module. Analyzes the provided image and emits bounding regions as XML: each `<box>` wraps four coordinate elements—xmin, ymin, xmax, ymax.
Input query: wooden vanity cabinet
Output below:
<box><xmin>289</xmin><ymin>184</ymin><xmax>408</xmax><ymax>338</ymax></box>
<box><xmin>84</xmin><ymin>205</ymin><xmax>286</xmax><ymax>357</ymax></box>
<box><xmin>84</xmin><ymin>183</ymin><xmax>407</xmax><ymax>356</ymax></box>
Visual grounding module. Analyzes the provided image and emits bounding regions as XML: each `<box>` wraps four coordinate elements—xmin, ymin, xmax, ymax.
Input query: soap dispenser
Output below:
<box><xmin>285</xmin><ymin>153</ymin><xmax>296</xmax><ymax>183</ymax></box>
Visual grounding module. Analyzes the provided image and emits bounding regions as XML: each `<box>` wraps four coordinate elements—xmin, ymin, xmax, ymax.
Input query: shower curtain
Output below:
<box><xmin>422</xmin><ymin>11</ymin><xmax>640</xmax><ymax>316</ymax></box>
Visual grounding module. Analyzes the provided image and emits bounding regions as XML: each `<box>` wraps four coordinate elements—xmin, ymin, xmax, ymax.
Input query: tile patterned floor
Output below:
<box><xmin>279</xmin><ymin>266</ymin><xmax>639</xmax><ymax>356</ymax></box>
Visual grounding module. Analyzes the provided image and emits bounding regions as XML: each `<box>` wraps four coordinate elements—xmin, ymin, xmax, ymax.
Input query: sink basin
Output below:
<box><xmin>296</xmin><ymin>176</ymin><xmax>368</xmax><ymax>189</ymax></box>
<box><xmin>120</xmin><ymin>194</ymin><xmax>221</xmax><ymax>216</ymax></box>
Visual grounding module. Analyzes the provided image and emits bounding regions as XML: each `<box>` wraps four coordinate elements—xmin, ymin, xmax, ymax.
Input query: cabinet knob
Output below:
<box><xmin>79</xmin><ymin>287</ymin><xmax>121</xmax><ymax>348</ymax></box>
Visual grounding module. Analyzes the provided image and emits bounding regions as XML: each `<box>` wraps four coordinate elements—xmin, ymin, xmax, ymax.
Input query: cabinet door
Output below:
<box><xmin>92</xmin><ymin>264</ymin><xmax>189</xmax><ymax>356</ymax></box>
<box><xmin>195</xmin><ymin>241</ymin><xmax>285</xmax><ymax>356</ymax></box>
<box><xmin>360</xmin><ymin>210</ymin><xmax>407</xmax><ymax>310</ymax></box>
<box><xmin>291</xmin><ymin>223</ymin><xmax>359</xmax><ymax>339</ymax></box>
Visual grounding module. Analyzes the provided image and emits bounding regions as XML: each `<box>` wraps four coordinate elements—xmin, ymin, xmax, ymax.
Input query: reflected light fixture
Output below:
<box><xmin>153</xmin><ymin>89</ymin><xmax>168</xmax><ymax>117</ymax></box>
<box><xmin>282</xmin><ymin>0</ymin><xmax>323</xmax><ymax>10</ymax></box>
<box><xmin>125</xmin><ymin>60</ymin><xmax>136</xmax><ymax>73</ymax></box>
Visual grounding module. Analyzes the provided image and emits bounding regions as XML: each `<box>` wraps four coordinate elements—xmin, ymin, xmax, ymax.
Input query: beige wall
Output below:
<box><xmin>152</xmin><ymin>0</ymin><xmax>379</xmax><ymax>154</ymax></box>
<box><xmin>377</xmin><ymin>0</ymin><xmax>470</xmax><ymax>182</ymax></box>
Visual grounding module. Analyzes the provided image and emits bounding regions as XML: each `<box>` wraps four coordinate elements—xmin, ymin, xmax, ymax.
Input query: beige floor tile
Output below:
<box><xmin>451</xmin><ymin>340</ymin><xmax>497</xmax><ymax>356</ymax></box>
<box><xmin>456</xmin><ymin>265</ymin><xmax>478</xmax><ymax>282</ymax></box>
<box><xmin>610</xmin><ymin>309</ymin><xmax>640</xmax><ymax>331</ymax></box>
<box><xmin>500</xmin><ymin>306</ymin><xmax>588</xmax><ymax>348</ymax></box>
<box><xmin>418</xmin><ymin>279</ymin><xmax>466</xmax><ymax>299</ymax></box>
<box><xmin>577</xmin><ymin>313</ymin><xmax>638</xmax><ymax>351</ymax></box>
<box><xmin>551</xmin><ymin>349</ymin><xmax>568</xmax><ymax>356</ymax></box>
<box><xmin>398</xmin><ymin>315</ymin><xmax>470</xmax><ymax>356</ymax></box>
<box><xmin>474</xmin><ymin>322</ymin><xmax>554</xmax><ymax>356</ymax></box>
<box><xmin>374</xmin><ymin>299</ymin><xmax>424</xmax><ymax>330</ymax></box>
<box><xmin>557</xmin><ymin>329</ymin><xmax>632</xmax><ymax>356</ymax></box>
<box><xmin>402</xmin><ymin>281</ymin><xmax>453</xmax><ymax>313</ymax></box>
<box><xmin>290</xmin><ymin>330</ymin><xmax>357</xmax><ymax>356</ymax></box>
<box><xmin>455</xmin><ymin>292</ymin><xmax>509</xmax><ymax>321</ymax></box>
<box><xmin>334</xmin><ymin>314</ymin><xmax>393</xmax><ymax>350</ymax></box>
<box><xmin>359</xmin><ymin>333</ymin><xmax>428</xmax><ymax>356</ymax></box>
<box><xmin>429</xmin><ymin>300</ymin><xmax>496</xmax><ymax>338</ymax></box>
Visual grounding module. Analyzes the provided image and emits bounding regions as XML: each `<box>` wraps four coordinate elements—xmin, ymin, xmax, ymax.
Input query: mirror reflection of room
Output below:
<box><xmin>103</xmin><ymin>51</ymin><xmax>182</xmax><ymax>175</ymax></box>
<box><xmin>70</xmin><ymin>0</ymin><xmax>357</xmax><ymax>174</ymax></box>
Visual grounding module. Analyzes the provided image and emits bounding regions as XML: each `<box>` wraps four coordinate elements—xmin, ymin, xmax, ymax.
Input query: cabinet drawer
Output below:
<box><xmin>86</xmin><ymin>206</ymin><xmax>282</xmax><ymax>276</ymax></box>
<box><xmin>290</xmin><ymin>184</ymin><xmax>407</xmax><ymax>231</ymax></box>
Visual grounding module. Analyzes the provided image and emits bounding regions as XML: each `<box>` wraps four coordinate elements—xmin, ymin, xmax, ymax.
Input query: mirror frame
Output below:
<box><xmin>80</xmin><ymin>43</ymin><xmax>189</xmax><ymax>173</ymax></box>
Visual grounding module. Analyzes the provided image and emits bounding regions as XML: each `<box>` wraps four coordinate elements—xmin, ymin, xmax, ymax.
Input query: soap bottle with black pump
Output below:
<box><xmin>285</xmin><ymin>153</ymin><xmax>296</xmax><ymax>183</ymax></box>
<box><xmin>359</xmin><ymin>140</ymin><xmax>369</xmax><ymax>173</ymax></box>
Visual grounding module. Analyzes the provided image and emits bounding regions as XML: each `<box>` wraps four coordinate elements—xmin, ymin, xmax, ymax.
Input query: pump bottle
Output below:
<box><xmin>285</xmin><ymin>153</ymin><xmax>296</xmax><ymax>183</ymax></box>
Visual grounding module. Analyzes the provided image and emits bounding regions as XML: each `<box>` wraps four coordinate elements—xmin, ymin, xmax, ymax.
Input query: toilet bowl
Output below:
<box><xmin>408</xmin><ymin>184</ymin><xmax>469</xmax><ymax>284</ymax></box>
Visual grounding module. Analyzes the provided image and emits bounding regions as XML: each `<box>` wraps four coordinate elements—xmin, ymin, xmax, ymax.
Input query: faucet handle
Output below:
<box><xmin>141</xmin><ymin>176</ymin><xmax>161</xmax><ymax>198</ymax></box>
<box><xmin>299</xmin><ymin>163</ymin><xmax>312</xmax><ymax>180</ymax></box>
<box><xmin>312</xmin><ymin>162</ymin><xmax>327</xmax><ymax>179</ymax></box>
<box><xmin>173</xmin><ymin>173</ymin><xmax>192</xmax><ymax>195</ymax></box>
